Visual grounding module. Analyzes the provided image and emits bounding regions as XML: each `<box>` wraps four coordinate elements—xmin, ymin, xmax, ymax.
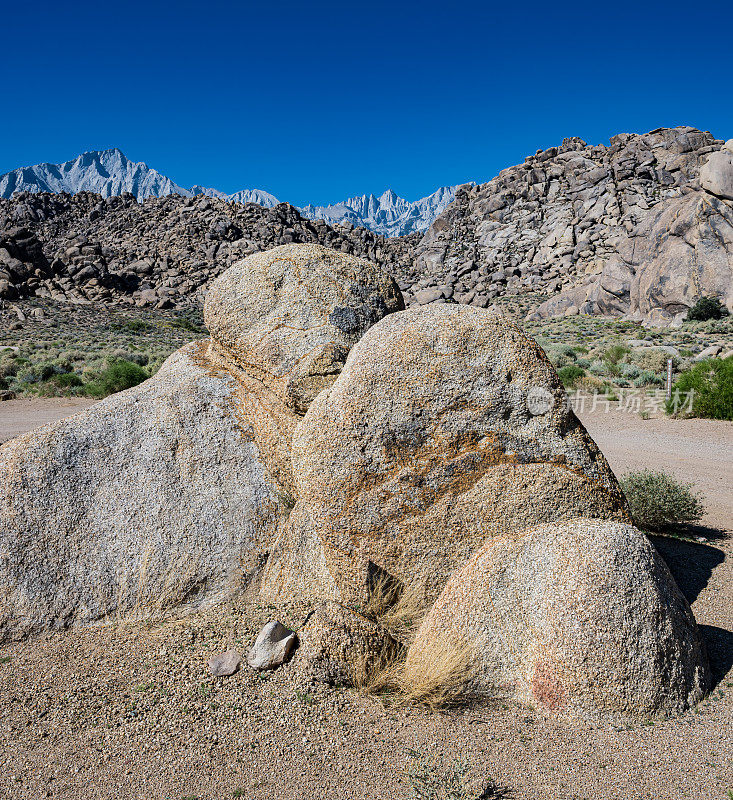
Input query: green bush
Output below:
<box><xmin>665</xmin><ymin>356</ymin><xmax>733</xmax><ymax>420</ymax></box>
<box><xmin>620</xmin><ymin>470</ymin><xmax>705</xmax><ymax>530</ymax></box>
<box><xmin>111</xmin><ymin>318</ymin><xmax>152</xmax><ymax>333</ymax></box>
<box><xmin>557</xmin><ymin>364</ymin><xmax>586</xmax><ymax>387</ymax></box>
<box><xmin>50</xmin><ymin>372</ymin><xmax>83</xmax><ymax>388</ymax></box>
<box><xmin>603</xmin><ymin>343</ymin><xmax>630</xmax><ymax>366</ymax></box>
<box><xmin>85</xmin><ymin>359</ymin><xmax>148</xmax><ymax>398</ymax></box>
<box><xmin>685</xmin><ymin>296</ymin><xmax>730</xmax><ymax>322</ymax></box>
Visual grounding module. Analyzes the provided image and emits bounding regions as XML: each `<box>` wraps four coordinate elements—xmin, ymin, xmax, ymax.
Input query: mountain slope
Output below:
<box><xmin>0</xmin><ymin>150</ymin><xmax>455</xmax><ymax>236</ymax></box>
<box><xmin>407</xmin><ymin>127</ymin><xmax>733</xmax><ymax>325</ymax></box>
<box><xmin>299</xmin><ymin>186</ymin><xmax>457</xmax><ymax>236</ymax></box>
<box><xmin>0</xmin><ymin>149</ymin><xmax>189</xmax><ymax>200</ymax></box>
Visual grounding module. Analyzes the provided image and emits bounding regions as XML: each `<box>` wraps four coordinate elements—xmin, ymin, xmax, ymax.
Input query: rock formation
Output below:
<box><xmin>2</xmin><ymin>128</ymin><xmax>732</xmax><ymax>324</ymax></box>
<box><xmin>406</xmin><ymin>518</ymin><xmax>709</xmax><ymax>716</ymax></box>
<box><xmin>0</xmin><ymin>244</ymin><xmax>711</xmax><ymax>716</ymax></box>
<box><xmin>408</xmin><ymin>127</ymin><xmax>733</xmax><ymax>324</ymax></box>
<box><xmin>261</xmin><ymin>304</ymin><xmax>629</xmax><ymax>612</ymax></box>
<box><xmin>204</xmin><ymin>243</ymin><xmax>403</xmax><ymax>413</ymax></box>
<box><xmin>295</xmin><ymin>601</ymin><xmax>399</xmax><ymax>686</ymax></box>
<box><xmin>0</xmin><ymin>191</ymin><xmax>415</xmax><ymax>307</ymax></box>
<box><xmin>0</xmin><ymin>342</ymin><xmax>291</xmax><ymax>640</ymax></box>
<box><xmin>0</xmin><ymin>244</ymin><xmax>401</xmax><ymax>641</ymax></box>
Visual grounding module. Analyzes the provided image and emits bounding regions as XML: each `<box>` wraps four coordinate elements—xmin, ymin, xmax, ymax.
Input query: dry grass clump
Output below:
<box><xmin>358</xmin><ymin>575</ymin><xmax>477</xmax><ymax>709</ymax></box>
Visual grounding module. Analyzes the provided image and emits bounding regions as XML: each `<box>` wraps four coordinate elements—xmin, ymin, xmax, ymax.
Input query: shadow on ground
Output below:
<box><xmin>652</xmin><ymin>534</ymin><xmax>732</xmax><ymax>689</ymax></box>
<box><xmin>651</xmin><ymin>534</ymin><xmax>725</xmax><ymax>604</ymax></box>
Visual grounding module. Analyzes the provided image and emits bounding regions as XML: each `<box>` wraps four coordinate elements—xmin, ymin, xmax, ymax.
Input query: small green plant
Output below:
<box><xmin>0</xmin><ymin>655</ymin><xmax>11</xmax><ymax>664</ymax></box>
<box><xmin>405</xmin><ymin>750</ymin><xmax>507</xmax><ymax>799</ymax></box>
<box><xmin>686</xmin><ymin>296</ymin><xmax>729</xmax><ymax>322</ymax></box>
<box><xmin>295</xmin><ymin>690</ymin><xmax>316</xmax><ymax>706</ymax></box>
<box><xmin>232</xmin><ymin>789</ymin><xmax>245</xmax><ymax>798</ymax></box>
<box><xmin>666</xmin><ymin>357</ymin><xmax>733</xmax><ymax>420</ymax></box>
<box><xmin>84</xmin><ymin>359</ymin><xmax>148</xmax><ymax>397</ymax></box>
<box><xmin>557</xmin><ymin>363</ymin><xmax>585</xmax><ymax>387</ymax></box>
<box><xmin>620</xmin><ymin>470</ymin><xmax>705</xmax><ymax>531</ymax></box>
<box><xmin>111</xmin><ymin>318</ymin><xmax>152</xmax><ymax>333</ymax></box>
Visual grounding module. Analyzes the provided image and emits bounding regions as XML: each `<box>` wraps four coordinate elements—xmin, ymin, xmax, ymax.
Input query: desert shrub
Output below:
<box><xmin>620</xmin><ymin>470</ymin><xmax>705</xmax><ymax>530</ymax></box>
<box><xmin>576</xmin><ymin>357</ymin><xmax>591</xmax><ymax>369</ymax></box>
<box><xmin>557</xmin><ymin>364</ymin><xmax>586</xmax><ymax>387</ymax></box>
<box><xmin>166</xmin><ymin>315</ymin><xmax>206</xmax><ymax>334</ymax></box>
<box><xmin>633</xmin><ymin>348</ymin><xmax>680</xmax><ymax>373</ymax></box>
<box><xmin>620</xmin><ymin>363</ymin><xmax>640</xmax><ymax>379</ymax></box>
<box><xmin>686</xmin><ymin>296</ymin><xmax>730</xmax><ymax>322</ymax></box>
<box><xmin>632</xmin><ymin>370</ymin><xmax>663</xmax><ymax>388</ymax></box>
<box><xmin>603</xmin><ymin>343</ymin><xmax>630</xmax><ymax>366</ymax></box>
<box><xmin>665</xmin><ymin>357</ymin><xmax>733</xmax><ymax>420</ymax></box>
<box><xmin>589</xmin><ymin>360</ymin><xmax>608</xmax><ymax>376</ymax></box>
<box><xmin>0</xmin><ymin>376</ymin><xmax>7</xmax><ymax>390</ymax></box>
<box><xmin>50</xmin><ymin>372</ymin><xmax>83</xmax><ymax>388</ymax></box>
<box><xmin>111</xmin><ymin>318</ymin><xmax>152</xmax><ymax>333</ymax></box>
<box><xmin>85</xmin><ymin>359</ymin><xmax>148</xmax><ymax>398</ymax></box>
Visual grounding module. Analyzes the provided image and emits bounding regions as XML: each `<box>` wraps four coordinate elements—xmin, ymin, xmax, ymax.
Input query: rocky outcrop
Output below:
<box><xmin>0</xmin><ymin>342</ymin><xmax>294</xmax><ymax>641</ymax></box>
<box><xmin>294</xmin><ymin>601</ymin><xmax>399</xmax><ymax>686</ymax></box>
<box><xmin>204</xmin><ymin>244</ymin><xmax>403</xmax><ymax>413</ymax></box>
<box><xmin>0</xmin><ymin>191</ymin><xmax>416</xmax><ymax>307</ymax></box>
<box><xmin>700</xmin><ymin>140</ymin><xmax>733</xmax><ymax>200</ymax></box>
<box><xmin>261</xmin><ymin>304</ymin><xmax>629</xmax><ymax>613</ymax></box>
<box><xmin>409</xmin><ymin>127</ymin><xmax>733</xmax><ymax>324</ymax></box>
<box><xmin>406</xmin><ymin>518</ymin><xmax>709</xmax><ymax>716</ymax></box>
<box><xmin>0</xmin><ymin>245</ymin><xmax>403</xmax><ymax>641</ymax></box>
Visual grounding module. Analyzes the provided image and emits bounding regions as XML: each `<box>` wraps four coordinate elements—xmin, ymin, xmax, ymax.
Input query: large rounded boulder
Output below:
<box><xmin>0</xmin><ymin>244</ymin><xmax>405</xmax><ymax>641</ymax></box>
<box><xmin>261</xmin><ymin>304</ymin><xmax>629</xmax><ymax>611</ymax></box>
<box><xmin>204</xmin><ymin>243</ymin><xmax>404</xmax><ymax>413</ymax></box>
<box><xmin>0</xmin><ymin>342</ymin><xmax>295</xmax><ymax>641</ymax></box>
<box><xmin>405</xmin><ymin>518</ymin><xmax>709</xmax><ymax>716</ymax></box>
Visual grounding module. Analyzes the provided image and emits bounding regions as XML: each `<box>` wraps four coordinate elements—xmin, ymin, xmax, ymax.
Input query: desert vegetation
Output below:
<box><xmin>620</xmin><ymin>470</ymin><xmax>706</xmax><ymax>531</ymax></box>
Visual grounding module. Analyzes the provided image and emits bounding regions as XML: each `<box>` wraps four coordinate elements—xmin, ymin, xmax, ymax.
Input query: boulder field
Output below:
<box><xmin>0</xmin><ymin>243</ymin><xmax>709</xmax><ymax>715</ymax></box>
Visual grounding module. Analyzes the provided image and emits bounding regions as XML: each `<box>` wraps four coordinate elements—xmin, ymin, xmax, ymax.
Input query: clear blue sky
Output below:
<box><xmin>3</xmin><ymin>0</ymin><xmax>732</xmax><ymax>206</ymax></box>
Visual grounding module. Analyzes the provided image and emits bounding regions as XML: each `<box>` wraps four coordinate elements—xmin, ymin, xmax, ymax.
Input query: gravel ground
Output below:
<box><xmin>0</xmin><ymin>405</ymin><xmax>731</xmax><ymax>800</ymax></box>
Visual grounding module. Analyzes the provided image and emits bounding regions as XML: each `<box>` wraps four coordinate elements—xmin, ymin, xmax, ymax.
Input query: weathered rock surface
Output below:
<box><xmin>700</xmin><ymin>140</ymin><xmax>733</xmax><ymax>200</ymax></box>
<box><xmin>204</xmin><ymin>243</ymin><xmax>403</xmax><ymax>413</ymax></box>
<box><xmin>0</xmin><ymin>242</ymin><xmax>409</xmax><ymax>640</ymax></box>
<box><xmin>247</xmin><ymin>621</ymin><xmax>298</xmax><ymax>670</ymax></box>
<box><xmin>261</xmin><ymin>305</ymin><xmax>629</xmax><ymax>612</ymax></box>
<box><xmin>294</xmin><ymin>601</ymin><xmax>399</xmax><ymax>686</ymax></box>
<box><xmin>406</xmin><ymin>518</ymin><xmax>709</xmax><ymax>716</ymax></box>
<box><xmin>410</xmin><ymin>127</ymin><xmax>733</xmax><ymax>324</ymax></box>
<box><xmin>0</xmin><ymin>341</ymin><xmax>294</xmax><ymax>642</ymax></box>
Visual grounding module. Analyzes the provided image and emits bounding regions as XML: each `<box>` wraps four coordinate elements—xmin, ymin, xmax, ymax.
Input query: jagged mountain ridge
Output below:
<box><xmin>0</xmin><ymin>150</ymin><xmax>455</xmax><ymax>237</ymax></box>
<box><xmin>298</xmin><ymin>186</ymin><xmax>458</xmax><ymax>237</ymax></box>
<box><xmin>0</xmin><ymin>149</ymin><xmax>189</xmax><ymax>201</ymax></box>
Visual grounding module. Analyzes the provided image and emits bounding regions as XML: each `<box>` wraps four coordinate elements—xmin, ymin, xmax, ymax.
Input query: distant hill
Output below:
<box><xmin>0</xmin><ymin>150</ymin><xmax>455</xmax><ymax>237</ymax></box>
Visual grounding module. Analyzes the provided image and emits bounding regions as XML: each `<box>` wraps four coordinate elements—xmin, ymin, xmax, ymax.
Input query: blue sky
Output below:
<box><xmin>2</xmin><ymin>0</ymin><xmax>732</xmax><ymax>206</ymax></box>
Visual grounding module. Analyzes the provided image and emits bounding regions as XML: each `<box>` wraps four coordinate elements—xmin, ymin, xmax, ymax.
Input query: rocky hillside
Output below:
<box><xmin>1</xmin><ymin>149</ymin><xmax>455</xmax><ymax>237</ymax></box>
<box><xmin>407</xmin><ymin>127</ymin><xmax>733</xmax><ymax>325</ymax></box>
<box><xmin>0</xmin><ymin>192</ymin><xmax>416</xmax><ymax>308</ymax></box>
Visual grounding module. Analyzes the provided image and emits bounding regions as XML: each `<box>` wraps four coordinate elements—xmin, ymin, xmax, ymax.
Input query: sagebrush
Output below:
<box><xmin>620</xmin><ymin>470</ymin><xmax>705</xmax><ymax>531</ymax></box>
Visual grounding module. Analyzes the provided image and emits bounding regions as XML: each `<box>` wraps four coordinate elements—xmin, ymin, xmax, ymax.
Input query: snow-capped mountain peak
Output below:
<box><xmin>0</xmin><ymin>150</ymin><xmax>459</xmax><ymax>237</ymax></box>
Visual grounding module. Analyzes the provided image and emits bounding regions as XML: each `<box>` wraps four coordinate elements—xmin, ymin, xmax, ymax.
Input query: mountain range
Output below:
<box><xmin>0</xmin><ymin>149</ymin><xmax>455</xmax><ymax>237</ymax></box>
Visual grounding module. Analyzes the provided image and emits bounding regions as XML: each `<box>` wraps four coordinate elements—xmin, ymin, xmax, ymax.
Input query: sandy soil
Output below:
<box><xmin>0</xmin><ymin>398</ymin><xmax>97</xmax><ymax>445</ymax></box>
<box><xmin>0</xmin><ymin>401</ymin><xmax>731</xmax><ymax>800</ymax></box>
